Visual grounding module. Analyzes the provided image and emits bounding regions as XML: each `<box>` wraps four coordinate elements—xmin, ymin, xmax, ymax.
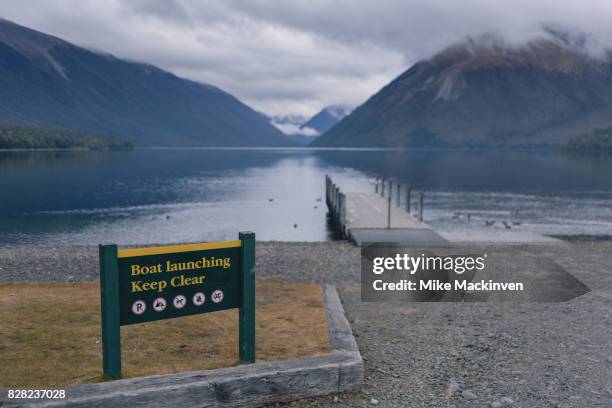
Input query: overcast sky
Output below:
<box><xmin>2</xmin><ymin>0</ymin><xmax>612</xmax><ymax>117</ymax></box>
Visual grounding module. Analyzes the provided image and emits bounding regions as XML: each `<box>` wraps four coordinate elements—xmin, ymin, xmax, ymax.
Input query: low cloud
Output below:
<box><xmin>2</xmin><ymin>1</ymin><xmax>612</xmax><ymax>116</ymax></box>
<box><xmin>271</xmin><ymin>122</ymin><xmax>319</xmax><ymax>137</ymax></box>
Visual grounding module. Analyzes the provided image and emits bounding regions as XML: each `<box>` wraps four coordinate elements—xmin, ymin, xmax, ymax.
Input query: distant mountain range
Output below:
<box><xmin>314</xmin><ymin>31</ymin><xmax>612</xmax><ymax>147</ymax></box>
<box><xmin>301</xmin><ymin>105</ymin><xmax>352</xmax><ymax>135</ymax></box>
<box><xmin>7</xmin><ymin>18</ymin><xmax>611</xmax><ymax>150</ymax></box>
<box><xmin>270</xmin><ymin>105</ymin><xmax>352</xmax><ymax>145</ymax></box>
<box><xmin>0</xmin><ymin>18</ymin><xmax>292</xmax><ymax>147</ymax></box>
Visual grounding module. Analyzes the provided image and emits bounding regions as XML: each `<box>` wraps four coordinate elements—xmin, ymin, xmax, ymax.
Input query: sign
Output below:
<box><xmin>99</xmin><ymin>232</ymin><xmax>256</xmax><ymax>379</ymax></box>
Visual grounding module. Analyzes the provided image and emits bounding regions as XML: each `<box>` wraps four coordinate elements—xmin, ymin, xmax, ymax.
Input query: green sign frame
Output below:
<box><xmin>99</xmin><ymin>232</ymin><xmax>255</xmax><ymax>379</ymax></box>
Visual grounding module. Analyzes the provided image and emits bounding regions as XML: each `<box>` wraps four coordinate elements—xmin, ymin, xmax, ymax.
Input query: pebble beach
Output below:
<box><xmin>1</xmin><ymin>240</ymin><xmax>611</xmax><ymax>407</ymax></box>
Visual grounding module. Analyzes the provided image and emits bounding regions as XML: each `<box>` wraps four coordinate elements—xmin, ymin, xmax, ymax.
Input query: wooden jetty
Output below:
<box><xmin>325</xmin><ymin>175</ymin><xmax>447</xmax><ymax>246</ymax></box>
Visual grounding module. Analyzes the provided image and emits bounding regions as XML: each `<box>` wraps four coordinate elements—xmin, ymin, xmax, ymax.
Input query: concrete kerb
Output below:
<box><xmin>3</xmin><ymin>285</ymin><xmax>363</xmax><ymax>408</ymax></box>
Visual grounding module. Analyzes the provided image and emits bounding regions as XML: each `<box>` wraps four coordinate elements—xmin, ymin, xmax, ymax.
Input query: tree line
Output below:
<box><xmin>0</xmin><ymin>125</ymin><xmax>132</xmax><ymax>149</ymax></box>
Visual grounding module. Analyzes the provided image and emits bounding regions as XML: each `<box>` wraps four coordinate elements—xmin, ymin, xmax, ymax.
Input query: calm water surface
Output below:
<box><xmin>1</xmin><ymin>148</ymin><xmax>611</xmax><ymax>244</ymax></box>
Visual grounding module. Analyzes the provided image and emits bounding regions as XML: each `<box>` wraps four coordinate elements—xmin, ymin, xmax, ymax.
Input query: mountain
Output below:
<box><xmin>265</xmin><ymin>105</ymin><xmax>352</xmax><ymax>146</ymax></box>
<box><xmin>301</xmin><ymin>105</ymin><xmax>352</xmax><ymax>135</ymax></box>
<box><xmin>0</xmin><ymin>18</ymin><xmax>292</xmax><ymax>147</ymax></box>
<box><xmin>313</xmin><ymin>32</ymin><xmax>612</xmax><ymax>147</ymax></box>
<box><xmin>269</xmin><ymin>113</ymin><xmax>316</xmax><ymax>145</ymax></box>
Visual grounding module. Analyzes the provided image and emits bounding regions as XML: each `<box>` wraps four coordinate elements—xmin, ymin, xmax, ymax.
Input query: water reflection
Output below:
<box><xmin>1</xmin><ymin>148</ymin><xmax>611</xmax><ymax>244</ymax></box>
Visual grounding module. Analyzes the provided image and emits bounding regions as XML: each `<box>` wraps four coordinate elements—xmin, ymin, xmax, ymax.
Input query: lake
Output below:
<box><xmin>1</xmin><ymin>148</ymin><xmax>611</xmax><ymax>244</ymax></box>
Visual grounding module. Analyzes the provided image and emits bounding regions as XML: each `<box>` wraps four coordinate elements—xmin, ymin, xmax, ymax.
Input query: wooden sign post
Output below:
<box><xmin>99</xmin><ymin>232</ymin><xmax>256</xmax><ymax>379</ymax></box>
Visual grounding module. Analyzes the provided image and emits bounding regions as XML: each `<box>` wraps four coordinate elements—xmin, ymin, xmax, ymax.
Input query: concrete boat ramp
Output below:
<box><xmin>325</xmin><ymin>175</ymin><xmax>448</xmax><ymax>246</ymax></box>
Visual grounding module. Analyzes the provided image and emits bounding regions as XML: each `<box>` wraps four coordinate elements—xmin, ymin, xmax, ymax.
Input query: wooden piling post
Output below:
<box><xmin>405</xmin><ymin>186</ymin><xmax>411</xmax><ymax>213</ymax></box>
<box><xmin>375</xmin><ymin>178</ymin><xmax>379</xmax><ymax>194</ymax></box>
<box><xmin>417</xmin><ymin>192</ymin><xmax>424</xmax><ymax>222</ymax></box>
<box><xmin>338</xmin><ymin>192</ymin><xmax>342</xmax><ymax>223</ymax></box>
<box><xmin>325</xmin><ymin>175</ymin><xmax>329</xmax><ymax>206</ymax></box>
<box><xmin>387</xmin><ymin>197</ymin><xmax>392</xmax><ymax>229</ymax></box>
<box><xmin>389</xmin><ymin>180</ymin><xmax>393</xmax><ymax>202</ymax></box>
<box><xmin>333</xmin><ymin>184</ymin><xmax>337</xmax><ymax>212</ymax></box>
<box><xmin>381</xmin><ymin>178</ymin><xmax>385</xmax><ymax>197</ymax></box>
<box><xmin>335</xmin><ymin>186</ymin><xmax>340</xmax><ymax>215</ymax></box>
<box><xmin>396</xmin><ymin>183</ymin><xmax>401</xmax><ymax>207</ymax></box>
<box><xmin>339</xmin><ymin>192</ymin><xmax>346</xmax><ymax>236</ymax></box>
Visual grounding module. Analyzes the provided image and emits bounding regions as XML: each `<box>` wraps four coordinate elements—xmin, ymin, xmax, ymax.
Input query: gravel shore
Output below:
<box><xmin>1</xmin><ymin>241</ymin><xmax>611</xmax><ymax>407</ymax></box>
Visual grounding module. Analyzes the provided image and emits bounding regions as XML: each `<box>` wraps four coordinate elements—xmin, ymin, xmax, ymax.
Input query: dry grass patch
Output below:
<box><xmin>0</xmin><ymin>282</ymin><xmax>329</xmax><ymax>387</ymax></box>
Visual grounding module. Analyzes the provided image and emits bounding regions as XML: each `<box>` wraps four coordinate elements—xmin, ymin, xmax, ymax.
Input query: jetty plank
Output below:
<box><xmin>344</xmin><ymin>192</ymin><xmax>428</xmax><ymax>229</ymax></box>
<box><xmin>325</xmin><ymin>176</ymin><xmax>447</xmax><ymax>245</ymax></box>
